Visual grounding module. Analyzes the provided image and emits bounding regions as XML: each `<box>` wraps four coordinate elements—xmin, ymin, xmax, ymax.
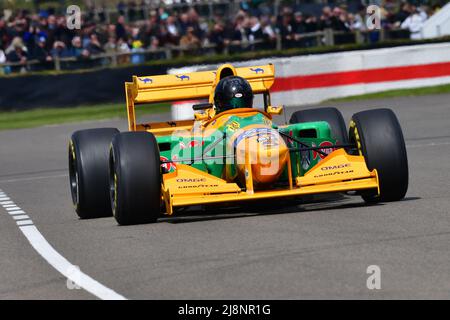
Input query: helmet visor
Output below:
<box><xmin>228</xmin><ymin>96</ymin><xmax>249</xmax><ymax>109</ymax></box>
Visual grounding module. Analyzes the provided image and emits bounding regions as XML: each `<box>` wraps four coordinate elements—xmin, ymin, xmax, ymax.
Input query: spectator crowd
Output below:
<box><xmin>0</xmin><ymin>0</ymin><xmax>440</xmax><ymax>73</ymax></box>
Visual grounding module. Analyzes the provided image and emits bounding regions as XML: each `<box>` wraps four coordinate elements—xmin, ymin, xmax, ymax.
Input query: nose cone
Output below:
<box><xmin>234</xmin><ymin>128</ymin><xmax>289</xmax><ymax>187</ymax></box>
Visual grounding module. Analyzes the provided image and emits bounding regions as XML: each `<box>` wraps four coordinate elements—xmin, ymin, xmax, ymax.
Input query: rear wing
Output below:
<box><xmin>125</xmin><ymin>64</ymin><xmax>275</xmax><ymax>131</ymax></box>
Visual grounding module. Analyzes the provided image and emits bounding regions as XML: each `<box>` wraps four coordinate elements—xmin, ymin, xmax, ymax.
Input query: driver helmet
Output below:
<box><xmin>214</xmin><ymin>76</ymin><xmax>253</xmax><ymax>113</ymax></box>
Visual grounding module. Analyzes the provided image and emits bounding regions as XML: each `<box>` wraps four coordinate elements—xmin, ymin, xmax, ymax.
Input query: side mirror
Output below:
<box><xmin>193</xmin><ymin>103</ymin><xmax>214</xmax><ymax>121</ymax></box>
<box><xmin>192</xmin><ymin>103</ymin><xmax>213</xmax><ymax>111</ymax></box>
<box><xmin>267</xmin><ymin>105</ymin><xmax>283</xmax><ymax>115</ymax></box>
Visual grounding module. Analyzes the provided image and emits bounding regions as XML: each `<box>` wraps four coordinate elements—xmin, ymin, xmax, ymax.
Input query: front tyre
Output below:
<box><xmin>69</xmin><ymin>128</ymin><xmax>119</xmax><ymax>219</ymax></box>
<box><xmin>110</xmin><ymin>132</ymin><xmax>161</xmax><ymax>225</ymax></box>
<box><xmin>349</xmin><ymin>108</ymin><xmax>408</xmax><ymax>202</ymax></box>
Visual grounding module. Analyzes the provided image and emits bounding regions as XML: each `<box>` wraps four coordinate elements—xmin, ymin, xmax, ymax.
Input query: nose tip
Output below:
<box><xmin>235</xmin><ymin>133</ymin><xmax>289</xmax><ymax>187</ymax></box>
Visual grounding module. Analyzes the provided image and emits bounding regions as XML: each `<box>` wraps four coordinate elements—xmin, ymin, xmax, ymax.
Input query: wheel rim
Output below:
<box><xmin>68</xmin><ymin>141</ymin><xmax>79</xmax><ymax>206</ymax></box>
<box><xmin>109</xmin><ymin>147</ymin><xmax>118</xmax><ymax>216</ymax></box>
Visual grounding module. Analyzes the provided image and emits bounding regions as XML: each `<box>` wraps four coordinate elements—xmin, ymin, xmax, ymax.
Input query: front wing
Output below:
<box><xmin>162</xmin><ymin>149</ymin><xmax>379</xmax><ymax>214</ymax></box>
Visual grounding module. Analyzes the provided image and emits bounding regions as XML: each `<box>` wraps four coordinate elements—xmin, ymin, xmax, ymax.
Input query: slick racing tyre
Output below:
<box><xmin>349</xmin><ymin>108</ymin><xmax>408</xmax><ymax>202</ymax></box>
<box><xmin>109</xmin><ymin>132</ymin><xmax>161</xmax><ymax>225</ymax></box>
<box><xmin>69</xmin><ymin>128</ymin><xmax>119</xmax><ymax>219</ymax></box>
<box><xmin>290</xmin><ymin>107</ymin><xmax>349</xmax><ymax>144</ymax></box>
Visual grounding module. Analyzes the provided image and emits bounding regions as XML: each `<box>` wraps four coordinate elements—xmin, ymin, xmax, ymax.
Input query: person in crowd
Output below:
<box><xmin>247</xmin><ymin>16</ymin><xmax>264</xmax><ymax>44</ymax></box>
<box><xmin>86</xmin><ymin>33</ymin><xmax>105</xmax><ymax>55</ymax></box>
<box><xmin>319</xmin><ymin>6</ymin><xmax>334</xmax><ymax>30</ymax></box>
<box><xmin>32</xmin><ymin>36</ymin><xmax>52</xmax><ymax>63</ymax></box>
<box><xmin>115</xmin><ymin>15</ymin><xmax>127</xmax><ymax>41</ymax></box>
<box><xmin>116</xmin><ymin>37</ymin><xmax>131</xmax><ymax>64</ymax></box>
<box><xmin>229</xmin><ymin>12</ymin><xmax>250</xmax><ymax>53</ymax></box>
<box><xmin>68</xmin><ymin>36</ymin><xmax>89</xmax><ymax>58</ymax></box>
<box><xmin>103</xmin><ymin>36</ymin><xmax>117</xmax><ymax>55</ymax></box>
<box><xmin>50</xmin><ymin>40</ymin><xmax>71</xmax><ymax>58</ymax></box>
<box><xmin>130</xmin><ymin>27</ymin><xmax>145</xmax><ymax>64</ymax></box>
<box><xmin>5</xmin><ymin>37</ymin><xmax>28</xmax><ymax>73</ymax></box>
<box><xmin>0</xmin><ymin>48</ymin><xmax>6</xmax><ymax>65</ymax></box>
<box><xmin>293</xmin><ymin>11</ymin><xmax>306</xmax><ymax>45</ymax></box>
<box><xmin>331</xmin><ymin>7</ymin><xmax>350</xmax><ymax>32</ymax></box>
<box><xmin>178</xmin><ymin>13</ymin><xmax>190</xmax><ymax>36</ymax></box>
<box><xmin>304</xmin><ymin>14</ymin><xmax>319</xmax><ymax>33</ymax></box>
<box><xmin>0</xmin><ymin>1</ymin><xmax>435</xmax><ymax>73</ymax></box>
<box><xmin>401</xmin><ymin>4</ymin><xmax>427</xmax><ymax>40</ymax></box>
<box><xmin>0</xmin><ymin>19</ymin><xmax>9</xmax><ymax>49</ymax></box>
<box><xmin>260</xmin><ymin>14</ymin><xmax>277</xmax><ymax>46</ymax></box>
<box><xmin>209</xmin><ymin>22</ymin><xmax>229</xmax><ymax>54</ymax></box>
<box><xmin>278</xmin><ymin>10</ymin><xmax>295</xmax><ymax>48</ymax></box>
<box><xmin>179</xmin><ymin>26</ymin><xmax>200</xmax><ymax>54</ymax></box>
<box><xmin>166</xmin><ymin>15</ymin><xmax>180</xmax><ymax>45</ymax></box>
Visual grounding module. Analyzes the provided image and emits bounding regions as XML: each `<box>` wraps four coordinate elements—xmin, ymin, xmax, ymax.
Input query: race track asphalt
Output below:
<box><xmin>0</xmin><ymin>93</ymin><xmax>449</xmax><ymax>299</ymax></box>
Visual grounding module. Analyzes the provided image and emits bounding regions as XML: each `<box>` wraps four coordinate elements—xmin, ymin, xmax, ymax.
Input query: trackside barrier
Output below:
<box><xmin>170</xmin><ymin>42</ymin><xmax>450</xmax><ymax>113</ymax></box>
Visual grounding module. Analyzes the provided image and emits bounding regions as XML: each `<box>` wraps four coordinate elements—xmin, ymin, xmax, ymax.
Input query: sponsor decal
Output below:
<box><xmin>176</xmin><ymin>74</ymin><xmax>190</xmax><ymax>81</ymax></box>
<box><xmin>178</xmin><ymin>184</ymin><xmax>219</xmax><ymax>189</ymax></box>
<box><xmin>250</xmin><ymin>67</ymin><xmax>264</xmax><ymax>74</ymax></box>
<box><xmin>300</xmin><ymin>149</ymin><xmax>311</xmax><ymax>170</ymax></box>
<box><xmin>313</xmin><ymin>141</ymin><xmax>334</xmax><ymax>160</ymax></box>
<box><xmin>178</xmin><ymin>140</ymin><xmax>203</xmax><ymax>150</ymax></box>
<box><xmin>234</xmin><ymin>128</ymin><xmax>278</xmax><ymax>147</ymax></box>
<box><xmin>287</xmin><ymin>130</ymin><xmax>294</xmax><ymax>146</ymax></box>
<box><xmin>257</xmin><ymin>134</ymin><xmax>278</xmax><ymax>147</ymax></box>
<box><xmin>176</xmin><ymin>178</ymin><xmax>206</xmax><ymax>183</ymax></box>
<box><xmin>227</xmin><ymin>121</ymin><xmax>240</xmax><ymax>132</ymax></box>
<box><xmin>138</xmin><ymin>77</ymin><xmax>153</xmax><ymax>84</ymax></box>
<box><xmin>235</xmin><ymin>93</ymin><xmax>243</xmax><ymax>98</ymax></box>
<box><xmin>314</xmin><ymin>169</ymin><xmax>354</xmax><ymax>178</ymax></box>
<box><xmin>161</xmin><ymin>156</ymin><xmax>177</xmax><ymax>172</ymax></box>
<box><xmin>321</xmin><ymin>163</ymin><xmax>351</xmax><ymax>171</ymax></box>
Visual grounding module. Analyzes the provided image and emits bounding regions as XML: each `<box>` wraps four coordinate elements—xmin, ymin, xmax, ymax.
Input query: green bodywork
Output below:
<box><xmin>156</xmin><ymin>112</ymin><xmax>335</xmax><ymax>183</ymax></box>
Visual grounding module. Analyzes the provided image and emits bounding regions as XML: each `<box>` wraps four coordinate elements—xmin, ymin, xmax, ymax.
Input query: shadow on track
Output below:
<box><xmin>159</xmin><ymin>195</ymin><xmax>421</xmax><ymax>224</ymax></box>
<box><xmin>158</xmin><ymin>194</ymin><xmax>403</xmax><ymax>224</ymax></box>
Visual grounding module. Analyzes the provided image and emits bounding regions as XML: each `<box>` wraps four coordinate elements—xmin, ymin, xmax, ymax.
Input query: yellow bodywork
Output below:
<box><xmin>126</xmin><ymin>63</ymin><xmax>380</xmax><ymax>214</ymax></box>
<box><xmin>125</xmin><ymin>63</ymin><xmax>275</xmax><ymax>133</ymax></box>
<box><xmin>162</xmin><ymin>148</ymin><xmax>378</xmax><ymax>214</ymax></box>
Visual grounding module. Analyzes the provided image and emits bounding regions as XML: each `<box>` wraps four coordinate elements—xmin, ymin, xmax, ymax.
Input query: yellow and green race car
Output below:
<box><xmin>68</xmin><ymin>63</ymin><xmax>408</xmax><ymax>225</ymax></box>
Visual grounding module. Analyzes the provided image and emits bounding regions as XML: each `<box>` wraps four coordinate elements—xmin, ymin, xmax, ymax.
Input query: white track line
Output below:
<box><xmin>12</xmin><ymin>214</ymin><xmax>30</xmax><ymax>220</ymax></box>
<box><xmin>8</xmin><ymin>210</ymin><xmax>26</xmax><ymax>215</ymax></box>
<box><xmin>16</xmin><ymin>220</ymin><xmax>34</xmax><ymax>226</ymax></box>
<box><xmin>6</xmin><ymin>206</ymin><xmax>22</xmax><ymax>211</ymax></box>
<box><xmin>406</xmin><ymin>141</ymin><xmax>450</xmax><ymax>148</ymax></box>
<box><xmin>0</xmin><ymin>188</ymin><xmax>126</xmax><ymax>300</ymax></box>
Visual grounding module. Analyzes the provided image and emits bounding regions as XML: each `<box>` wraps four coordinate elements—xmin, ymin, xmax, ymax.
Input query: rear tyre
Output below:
<box><xmin>289</xmin><ymin>107</ymin><xmax>348</xmax><ymax>144</ymax></box>
<box><xmin>69</xmin><ymin>128</ymin><xmax>119</xmax><ymax>219</ymax></box>
<box><xmin>110</xmin><ymin>132</ymin><xmax>161</xmax><ymax>225</ymax></box>
<box><xmin>349</xmin><ymin>108</ymin><xmax>408</xmax><ymax>202</ymax></box>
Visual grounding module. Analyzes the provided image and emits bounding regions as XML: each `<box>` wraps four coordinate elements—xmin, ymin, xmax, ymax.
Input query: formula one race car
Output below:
<box><xmin>68</xmin><ymin>63</ymin><xmax>408</xmax><ymax>225</ymax></box>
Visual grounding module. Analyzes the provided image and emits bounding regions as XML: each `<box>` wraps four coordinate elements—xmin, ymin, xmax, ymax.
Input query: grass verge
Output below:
<box><xmin>0</xmin><ymin>103</ymin><xmax>170</xmax><ymax>130</ymax></box>
<box><xmin>327</xmin><ymin>83</ymin><xmax>450</xmax><ymax>103</ymax></box>
<box><xmin>2</xmin><ymin>82</ymin><xmax>450</xmax><ymax>131</ymax></box>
